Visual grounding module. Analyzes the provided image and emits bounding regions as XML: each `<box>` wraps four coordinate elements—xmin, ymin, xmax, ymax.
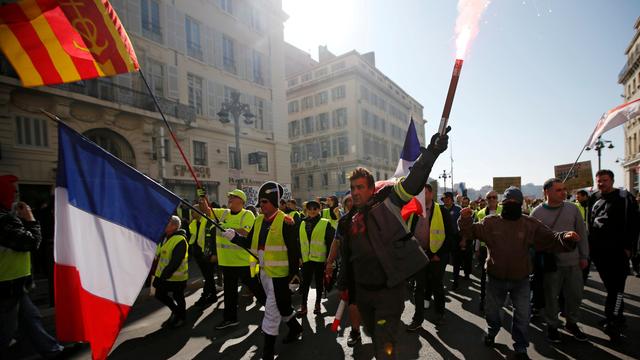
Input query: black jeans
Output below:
<box><xmin>300</xmin><ymin>261</ymin><xmax>325</xmax><ymax>305</ymax></box>
<box><xmin>154</xmin><ymin>279</ymin><xmax>187</xmax><ymax>319</ymax></box>
<box><xmin>192</xmin><ymin>247</ymin><xmax>217</xmax><ymax>299</ymax></box>
<box><xmin>478</xmin><ymin>246</ymin><xmax>488</xmax><ymax>305</ymax></box>
<box><xmin>453</xmin><ymin>243</ymin><xmax>472</xmax><ymax>282</ymax></box>
<box><xmin>592</xmin><ymin>254</ymin><xmax>629</xmax><ymax>323</ymax></box>
<box><xmin>221</xmin><ymin>266</ymin><xmax>266</xmax><ymax>321</ymax></box>
<box><xmin>414</xmin><ymin>258</ymin><xmax>446</xmax><ymax>321</ymax></box>
<box><xmin>357</xmin><ymin>283</ymin><xmax>405</xmax><ymax>359</ymax></box>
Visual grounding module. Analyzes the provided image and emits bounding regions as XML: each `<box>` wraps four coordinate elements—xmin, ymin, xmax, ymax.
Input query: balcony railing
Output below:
<box><xmin>54</xmin><ymin>79</ymin><xmax>195</xmax><ymax>124</ymax></box>
<box><xmin>619</xmin><ymin>49</ymin><xmax>640</xmax><ymax>83</ymax></box>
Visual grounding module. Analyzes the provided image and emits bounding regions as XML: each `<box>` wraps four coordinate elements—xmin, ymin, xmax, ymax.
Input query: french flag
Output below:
<box><xmin>54</xmin><ymin>122</ymin><xmax>181</xmax><ymax>359</ymax></box>
<box><xmin>392</xmin><ymin>119</ymin><xmax>426</xmax><ymax>221</ymax></box>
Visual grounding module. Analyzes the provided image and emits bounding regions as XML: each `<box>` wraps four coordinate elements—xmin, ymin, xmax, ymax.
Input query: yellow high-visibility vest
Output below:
<box><xmin>155</xmin><ymin>233</ymin><xmax>189</xmax><ymax>282</ymax></box>
<box><xmin>214</xmin><ymin>208</ymin><xmax>255</xmax><ymax>266</ymax></box>
<box><xmin>429</xmin><ymin>204</ymin><xmax>446</xmax><ymax>253</ymax></box>
<box><xmin>251</xmin><ymin>211</ymin><xmax>288</xmax><ymax>278</ymax></box>
<box><xmin>322</xmin><ymin>208</ymin><xmax>338</xmax><ymax>229</ymax></box>
<box><xmin>299</xmin><ymin>218</ymin><xmax>329</xmax><ymax>262</ymax></box>
<box><xmin>0</xmin><ymin>247</ymin><xmax>30</xmax><ymax>282</ymax></box>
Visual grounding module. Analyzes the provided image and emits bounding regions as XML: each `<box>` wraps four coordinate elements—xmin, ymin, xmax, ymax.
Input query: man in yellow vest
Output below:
<box><xmin>212</xmin><ymin>189</ymin><xmax>266</xmax><ymax>330</ymax></box>
<box><xmin>407</xmin><ymin>183</ymin><xmax>454</xmax><ymax>330</ymax></box>
<box><xmin>190</xmin><ymin>198</ymin><xmax>218</xmax><ymax>308</ymax></box>
<box><xmin>286</xmin><ymin>199</ymin><xmax>301</xmax><ymax>223</ymax></box>
<box><xmin>321</xmin><ymin>195</ymin><xmax>340</xmax><ymax>229</ymax></box>
<box><xmin>223</xmin><ymin>181</ymin><xmax>303</xmax><ymax>360</ymax></box>
<box><xmin>0</xmin><ymin>175</ymin><xmax>64</xmax><ymax>357</ymax></box>
<box><xmin>154</xmin><ymin>215</ymin><xmax>189</xmax><ymax>328</ymax></box>
<box><xmin>475</xmin><ymin>190</ymin><xmax>502</xmax><ymax>312</ymax></box>
<box><xmin>297</xmin><ymin>200</ymin><xmax>335</xmax><ymax>316</ymax></box>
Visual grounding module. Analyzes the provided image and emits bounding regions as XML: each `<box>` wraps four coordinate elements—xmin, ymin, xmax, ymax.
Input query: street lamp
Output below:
<box><xmin>585</xmin><ymin>136</ymin><xmax>614</xmax><ymax>171</ymax></box>
<box><xmin>439</xmin><ymin>169</ymin><xmax>450</xmax><ymax>193</ymax></box>
<box><xmin>218</xmin><ymin>90</ymin><xmax>254</xmax><ymax>190</ymax></box>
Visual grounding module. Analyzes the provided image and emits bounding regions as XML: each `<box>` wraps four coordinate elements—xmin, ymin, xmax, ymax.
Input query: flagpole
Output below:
<box><xmin>561</xmin><ymin>144</ymin><xmax>588</xmax><ymax>183</ymax></box>
<box><xmin>138</xmin><ymin>69</ymin><xmax>203</xmax><ymax>190</ymax></box>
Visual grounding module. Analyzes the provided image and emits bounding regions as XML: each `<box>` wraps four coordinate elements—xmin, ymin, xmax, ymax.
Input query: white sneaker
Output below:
<box><xmin>424</xmin><ymin>300</ymin><xmax>431</xmax><ymax>309</ymax></box>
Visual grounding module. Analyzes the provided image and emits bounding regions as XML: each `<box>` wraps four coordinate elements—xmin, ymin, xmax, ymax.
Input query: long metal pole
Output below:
<box><xmin>598</xmin><ymin>146</ymin><xmax>602</xmax><ymax>171</ymax></box>
<box><xmin>561</xmin><ymin>144</ymin><xmax>588</xmax><ymax>183</ymax></box>
<box><xmin>234</xmin><ymin>112</ymin><xmax>242</xmax><ymax>190</ymax></box>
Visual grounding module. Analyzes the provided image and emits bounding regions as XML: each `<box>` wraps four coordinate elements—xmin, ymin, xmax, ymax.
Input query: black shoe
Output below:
<box><xmin>215</xmin><ymin>320</ymin><xmax>240</xmax><ymax>330</ymax></box>
<box><xmin>347</xmin><ymin>329</ymin><xmax>361</xmax><ymax>347</ymax></box>
<box><xmin>547</xmin><ymin>327</ymin><xmax>562</xmax><ymax>343</ymax></box>
<box><xmin>451</xmin><ymin>281</ymin><xmax>459</xmax><ymax>290</ymax></box>
<box><xmin>170</xmin><ymin>316</ymin><xmax>186</xmax><ymax>328</ymax></box>
<box><xmin>565</xmin><ymin>323</ymin><xmax>588</xmax><ymax>342</ymax></box>
<box><xmin>433</xmin><ymin>313</ymin><xmax>445</xmax><ymax>325</ymax></box>
<box><xmin>603</xmin><ymin>322</ymin><xmax>621</xmax><ymax>340</ymax></box>
<box><xmin>161</xmin><ymin>313</ymin><xmax>176</xmax><ymax>328</ymax></box>
<box><xmin>407</xmin><ymin>320</ymin><xmax>423</xmax><ymax>332</ymax></box>
<box><xmin>195</xmin><ymin>295</ymin><xmax>216</xmax><ymax>307</ymax></box>
<box><xmin>530</xmin><ymin>307</ymin><xmax>541</xmax><ymax>319</ymax></box>
<box><xmin>512</xmin><ymin>352</ymin><xmax>530</xmax><ymax>360</ymax></box>
<box><xmin>282</xmin><ymin>318</ymin><xmax>302</xmax><ymax>344</ymax></box>
<box><xmin>484</xmin><ymin>334</ymin><xmax>496</xmax><ymax>347</ymax></box>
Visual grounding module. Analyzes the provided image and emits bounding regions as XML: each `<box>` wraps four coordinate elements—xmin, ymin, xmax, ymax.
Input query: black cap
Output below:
<box><xmin>258</xmin><ymin>181</ymin><xmax>284</xmax><ymax>208</ymax></box>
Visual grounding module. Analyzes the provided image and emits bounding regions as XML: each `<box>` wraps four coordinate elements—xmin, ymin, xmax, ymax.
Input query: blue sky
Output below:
<box><xmin>282</xmin><ymin>0</ymin><xmax>640</xmax><ymax>189</ymax></box>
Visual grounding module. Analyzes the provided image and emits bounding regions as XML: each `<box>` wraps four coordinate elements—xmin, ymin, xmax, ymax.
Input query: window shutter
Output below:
<box><xmin>264</xmin><ymin>100</ymin><xmax>273</xmax><ymax>132</ymax></box>
<box><xmin>207</xmin><ymin>80</ymin><xmax>217</xmax><ymax>118</ymax></box>
<box><xmin>246</xmin><ymin>48</ymin><xmax>254</xmax><ymax>83</ymax></box>
<box><xmin>213</xmin><ymin>30</ymin><xmax>224</xmax><ymax>69</ymax></box>
<box><xmin>127</xmin><ymin>0</ymin><xmax>141</xmax><ymax>35</ymax></box>
<box><xmin>175</xmin><ymin>10</ymin><xmax>187</xmax><ymax>54</ymax></box>
<box><xmin>168</xmin><ymin>65</ymin><xmax>179</xmax><ymax>100</ymax></box>
<box><xmin>236</xmin><ymin>42</ymin><xmax>246</xmax><ymax>79</ymax></box>
<box><xmin>164</xmin><ymin>3</ymin><xmax>177</xmax><ymax>50</ymax></box>
<box><xmin>205</xmin><ymin>27</ymin><xmax>216</xmax><ymax>66</ymax></box>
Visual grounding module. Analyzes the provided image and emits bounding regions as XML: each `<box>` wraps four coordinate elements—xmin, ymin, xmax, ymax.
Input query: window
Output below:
<box><xmin>228</xmin><ymin>146</ymin><xmax>240</xmax><ymax>169</ymax></box>
<box><xmin>289</xmin><ymin>120</ymin><xmax>300</xmax><ymax>138</ymax></box>
<box><xmin>185</xmin><ymin>16</ymin><xmax>202</xmax><ymax>60</ymax></box>
<box><xmin>301</xmin><ymin>73</ymin><xmax>312</xmax><ymax>82</ymax></box>
<box><xmin>288</xmin><ymin>100</ymin><xmax>299</xmax><ymax>114</ymax></box>
<box><xmin>320</xmin><ymin>139</ymin><xmax>331</xmax><ymax>158</ymax></box>
<box><xmin>15</xmin><ymin>116</ymin><xmax>48</xmax><ymax>147</ymax></box>
<box><xmin>339</xmin><ymin>170</ymin><xmax>346</xmax><ymax>185</ymax></box>
<box><xmin>362</xmin><ymin>109</ymin><xmax>370</xmax><ymax>127</ymax></box>
<box><xmin>315</xmin><ymin>91</ymin><xmax>328</xmax><ymax>106</ymax></box>
<box><xmin>331</xmin><ymin>85</ymin><xmax>346</xmax><ymax>100</ymax></box>
<box><xmin>250</xmin><ymin>6</ymin><xmax>263</xmax><ymax>32</ymax></box>
<box><xmin>316</xmin><ymin>113</ymin><xmax>329</xmax><ymax>131</ymax></box>
<box><xmin>254</xmin><ymin>97</ymin><xmax>265</xmax><ymax>130</ymax></box>
<box><xmin>223</xmin><ymin>35</ymin><xmax>236</xmax><ymax>73</ymax></box>
<box><xmin>293</xmin><ymin>176</ymin><xmax>300</xmax><ymax>189</ymax></box>
<box><xmin>337</xmin><ymin>136</ymin><xmax>348</xmax><ymax>155</ymax></box>
<box><xmin>322</xmin><ymin>172</ymin><xmax>329</xmax><ymax>186</ymax></box>
<box><xmin>148</xmin><ymin>59</ymin><xmax>164</xmax><ymax>97</ymax></box>
<box><xmin>332</xmin><ymin>108</ymin><xmax>347</xmax><ymax>128</ymax></box>
<box><xmin>301</xmin><ymin>96</ymin><xmax>313</xmax><ymax>110</ymax></box>
<box><xmin>219</xmin><ymin>0</ymin><xmax>233</xmax><ymax>14</ymax></box>
<box><xmin>291</xmin><ymin>144</ymin><xmax>301</xmax><ymax>162</ymax></box>
<box><xmin>141</xmin><ymin>0</ymin><xmax>162</xmax><ymax>42</ymax></box>
<box><xmin>303</xmin><ymin>116</ymin><xmax>314</xmax><ymax>134</ymax></box>
<box><xmin>252</xmin><ymin>50</ymin><xmax>264</xmax><ymax>85</ymax></box>
<box><xmin>305</xmin><ymin>142</ymin><xmax>318</xmax><ymax>160</ymax></box>
<box><xmin>360</xmin><ymin>85</ymin><xmax>369</xmax><ymax>102</ymax></box>
<box><xmin>187</xmin><ymin>73</ymin><xmax>203</xmax><ymax>115</ymax></box>
<box><xmin>307</xmin><ymin>174</ymin><xmax>314</xmax><ymax>188</ymax></box>
<box><xmin>193</xmin><ymin>140</ymin><xmax>207</xmax><ymax>165</ymax></box>
<box><xmin>288</xmin><ymin>78</ymin><xmax>298</xmax><ymax>87</ymax></box>
<box><xmin>258</xmin><ymin>152</ymin><xmax>268</xmax><ymax>172</ymax></box>
<box><xmin>151</xmin><ymin>137</ymin><xmax>170</xmax><ymax>161</ymax></box>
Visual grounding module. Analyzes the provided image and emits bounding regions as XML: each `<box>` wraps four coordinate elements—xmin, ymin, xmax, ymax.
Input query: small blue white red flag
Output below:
<box><xmin>54</xmin><ymin>122</ymin><xmax>181</xmax><ymax>359</ymax></box>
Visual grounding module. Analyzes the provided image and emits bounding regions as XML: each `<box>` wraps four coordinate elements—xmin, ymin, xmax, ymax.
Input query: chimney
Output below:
<box><xmin>361</xmin><ymin>51</ymin><xmax>376</xmax><ymax>67</ymax></box>
<box><xmin>318</xmin><ymin>45</ymin><xmax>336</xmax><ymax>63</ymax></box>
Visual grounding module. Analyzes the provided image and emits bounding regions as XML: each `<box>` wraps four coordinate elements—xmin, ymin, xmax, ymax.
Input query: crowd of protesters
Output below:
<box><xmin>3</xmin><ymin>124</ymin><xmax>640</xmax><ymax>360</ymax></box>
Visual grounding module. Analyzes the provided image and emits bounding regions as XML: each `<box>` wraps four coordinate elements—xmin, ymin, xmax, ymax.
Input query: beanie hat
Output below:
<box><xmin>503</xmin><ymin>186</ymin><xmax>523</xmax><ymax>204</ymax></box>
<box><xmin>258</xmin><ymin>181</ymin><xmax>284</xmax><ymax>208</ymax></box>
<box><xmin>0</xmin><ymin>175</ymin><xmax>18</xmax><ymax>210</ymax></box>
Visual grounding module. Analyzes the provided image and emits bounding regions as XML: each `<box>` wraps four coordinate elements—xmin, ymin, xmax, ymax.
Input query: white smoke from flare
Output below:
<box><xmin>455</xmin><ymin>0</ymin><xmax>490</xmax><ymax>59</ymax></box>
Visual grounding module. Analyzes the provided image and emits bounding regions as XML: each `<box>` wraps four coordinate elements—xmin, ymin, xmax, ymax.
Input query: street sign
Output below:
<box><xmin>554</xmin><ymin>160</ymin><xmax>593</xmax><ymax>191</ymax></box>
<box><xmin>493</xmin><ymin>176</ymin><xmax>521</xmax><ymax>193</ymax></box>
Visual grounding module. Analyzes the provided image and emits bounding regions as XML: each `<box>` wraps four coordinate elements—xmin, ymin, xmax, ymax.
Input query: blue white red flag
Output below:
<box><xmin>54</xmin><ymin>122</ymin><xmax>181</xmax><ymax>360</ymax></box>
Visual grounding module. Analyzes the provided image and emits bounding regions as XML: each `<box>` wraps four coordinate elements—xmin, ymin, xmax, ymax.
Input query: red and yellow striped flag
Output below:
<box><xmin>0</xmin><ymin>0</ymin><xmax>139</xmax><ymax>87</ymax></box>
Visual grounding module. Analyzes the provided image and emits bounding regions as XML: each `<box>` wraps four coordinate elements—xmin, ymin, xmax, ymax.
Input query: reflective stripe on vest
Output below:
<box><xmin>322</xmin><ymin>208</ymin><xmax>338</xmax><ymax>229</ymax></box>
<box><xmin>155</xmin><ymin>234</ymin><xmax>189</xmax><ymax>282</ymax></box>
<box><xmin>0</xmin><ymin>246</ymin><xmax>31</xmax><ymax>282</ymax></box>
<box><xmin>216</xmin><ymin>209</ymin><xmax>254</xmax><ymax>266</ymax></box>
<box><xmin>430</xmin><ymin>204</ymin><xmax>446</xmax><ymax>253</ymax></box>
<box><xmin>188</xmin><ymin>218</ymin><xmax>208</xmax><ymax>249</ymax></box>
<box><xmin>299</xmin><ymin>218</ymin><xmax>329</xmax><ymax>263</ymax></box>
<box><xmin>251</xmin><ymin>211</ymin><xmax>288</xmax><ymax>278</ymax></box>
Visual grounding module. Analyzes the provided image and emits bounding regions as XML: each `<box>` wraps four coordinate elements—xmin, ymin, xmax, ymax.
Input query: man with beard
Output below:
<box><xmin>459</xmin><ymin>187</ymin><xmax>581</xmax><ymax>359</ymax></box>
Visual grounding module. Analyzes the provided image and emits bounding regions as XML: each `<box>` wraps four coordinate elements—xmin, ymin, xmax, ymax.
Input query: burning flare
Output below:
<box><xmin>455</xmin><ymin>0</ymin><xmax>490</xmax><ymax>59</ymax></box>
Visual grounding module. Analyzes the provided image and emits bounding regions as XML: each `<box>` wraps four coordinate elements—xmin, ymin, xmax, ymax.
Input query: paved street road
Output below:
<box><xmin>10</xmin><ymin>265</ymin><xmax>640</xmax><ymax>359</ymax></box>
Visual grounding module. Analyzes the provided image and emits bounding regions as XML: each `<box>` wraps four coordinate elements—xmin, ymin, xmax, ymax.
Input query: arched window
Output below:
<box><xmin>83</xmin><ymin>128</ymin><xmax>136</xmax><ymax>167</ymax></box>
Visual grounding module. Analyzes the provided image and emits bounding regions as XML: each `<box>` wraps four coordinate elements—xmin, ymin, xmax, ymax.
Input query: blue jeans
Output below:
<box><xmin>0</xmin><ymin>292</ymin><xmax>62</xmax><ymax>358</ymax></box>
<box><xmin>485</xmin><ymin>276</ymin><xmax>530</xmax><ymax>353</ymax></box>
